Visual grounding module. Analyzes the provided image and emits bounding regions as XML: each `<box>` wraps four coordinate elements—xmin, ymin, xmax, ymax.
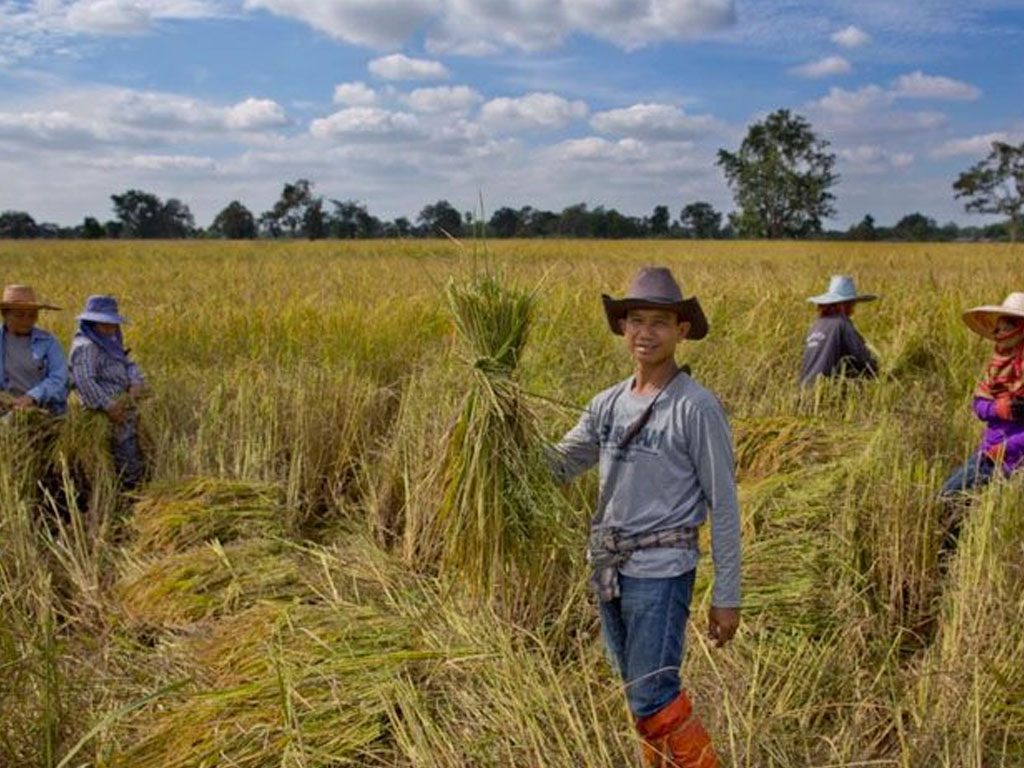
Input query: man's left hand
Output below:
<box><xmin>12</xmin><ymin>395</ymin><xmax>36</xmax><ymax>411</ymax></box>
<box><xmin>708</xmin><ymin>606</ymin><xmax>741</xmax><ymax>648</ymax></box>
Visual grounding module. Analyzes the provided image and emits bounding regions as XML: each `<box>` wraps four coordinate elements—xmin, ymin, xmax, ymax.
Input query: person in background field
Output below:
<box><xmin>800</xmin><ymin>275</ymin><xmax>879</xmax><ymax>387</ymax></box>
<box><xmin>549</xmin><ymin>266</ymin><xmax>741</xmax><ymax>768</ymax></box>
<box><xmin>0</xmin><ymin>284</ymin><xmax>68</xmax><ymax>416</ymax></box>
<box><xmin>69</xmin><ymin>295</ymin><xmax>147</xmax><ymax>490</ymax></box>
<box><xmin>939</xmin><ymin>293</ymin><xmax>1024</xmax><ymax>514</ymax></box>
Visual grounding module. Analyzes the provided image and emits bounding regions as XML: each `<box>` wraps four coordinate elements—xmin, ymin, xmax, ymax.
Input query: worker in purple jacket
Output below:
<box><xmin>940</xmin><ymin>292</ymin><xmax>1024</xmax><ymax>505</ymax></box>
<box><xmin>800</xmin><ymin>275</ymin><xmax>878</xmax><ymax>387</ymax></box>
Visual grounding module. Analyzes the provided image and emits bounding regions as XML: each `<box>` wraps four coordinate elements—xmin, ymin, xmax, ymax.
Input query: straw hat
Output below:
<box><xmin>807</xmin><ymin>275</ymin><xmax>877</xmax><ymax>306</ymax></box>
<box><xmin>963</xmin><ymin>292</ymin><xmax>1024</xmax><ymax>340</ymax></box>
<box><xmin>601</xmin><ymin>266</ymin><xmax>708</xmax><ymax>339</ymax></box>
<box><xmin>77</xmin><ymin>295</ymin><xmax>130</xmax><ymax>325</ymax></box>
<box><xmin>0</xmin><ymin>284</ymin><xmax>60</xmax><ymax>311</ymax></box>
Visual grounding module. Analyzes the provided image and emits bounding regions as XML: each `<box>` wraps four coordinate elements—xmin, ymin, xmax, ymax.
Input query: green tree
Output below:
<box><xmin>892</xmin><ymin>212</ymin><xmax>938</xmax><ymax>241</ymax></box>
<box><xmin>211</xmin><ymin>201</ymin><xmax>257</xmax><ymax>239</ymax></box>
<box><xmin>953</xmin><ymin>140</ymin><xmax>1024</xmax><ymax>242</ymax></box>
<box><xmin>717</xmin><ymin>109</ymin><xmax>837</xmax><ymax>238</ymax></box>
<box><xmin>418</xmin><ymin>200</ymin><xmax>462</xmax><ymax>237</ymax></box>
<box><xmin>847</xmin><ymin>214</ymin><xmax>876</xmax><ymax>241</ymax></box>
<box><xmin>649</xmin><ymin>205</ymin><xmax>670</xmax><ymax>237</ymax></box>
<box><xmin>263</xmin><ymin>179</ymin><xmax>318</xmax><ymax>238</ymax></box>
<box><xmin>0</xmin><ymin>210</ymin><xmax>39</xmax><ymax>238</ymax></box>
<box><xmin>81</xmin><ymin>216</ymin><xmax>105</xmax><ymax>239</ymax></box>
<box><xmin>488</xmin><ymin>207</ymin><xmax>521</xmax><ymax>238</ymax></box>
<box><xmin>110</xmin><ymin>190</ymin><xmax>194</xmax><ymax>238</ymax></box>
<box><xmin>679</xmin><ymin>202</ymin><xmax>722</xmax><ymax>239</ymax></box>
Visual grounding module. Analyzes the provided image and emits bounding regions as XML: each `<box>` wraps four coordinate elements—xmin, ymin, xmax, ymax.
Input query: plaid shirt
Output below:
<box><xmin>69</xmin><ymin>338</ymin><xmax>144</xmax><ymax>411</ymax></box>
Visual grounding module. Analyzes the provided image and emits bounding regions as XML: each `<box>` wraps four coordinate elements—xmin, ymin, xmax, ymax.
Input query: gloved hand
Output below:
<box><xmin>994</xmin><ymin>396</ymin><xmax>1024</xmax><ymax>421</ymax></box>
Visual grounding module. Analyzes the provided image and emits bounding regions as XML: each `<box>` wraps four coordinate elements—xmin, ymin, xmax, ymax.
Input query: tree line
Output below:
<box><xmin>3</xmin><ymin>110</ymin><xmax>1022</xmax><ymax>242</ymax></box>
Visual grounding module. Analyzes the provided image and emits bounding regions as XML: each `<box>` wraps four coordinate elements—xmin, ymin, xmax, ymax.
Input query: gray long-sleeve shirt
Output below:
<box><xmin>551</xmin><ymin>373</ymin><xmax>742</xmax><ymax>608</ymax></box>
<box><xmin>800</xmin><ymin>314</ymin><xmax>877</xmax><ymax>387</ymax></box>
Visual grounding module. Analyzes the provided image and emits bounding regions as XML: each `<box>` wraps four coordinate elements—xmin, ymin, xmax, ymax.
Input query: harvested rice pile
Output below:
<box><xmin>130</xmin><ymin>476</ymin><xmax>290</xmax><ymax>553</ymax></box>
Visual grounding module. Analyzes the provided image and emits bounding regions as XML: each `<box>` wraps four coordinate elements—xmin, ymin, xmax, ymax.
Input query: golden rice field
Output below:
<box><xmin>2</xmin><ymin>238</ymin><xmax>1024</xmax><ymax>768</ymax></box>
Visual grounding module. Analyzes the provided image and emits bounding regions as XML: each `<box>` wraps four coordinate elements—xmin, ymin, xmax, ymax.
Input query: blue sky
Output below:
<box><xmin>2</xmin><ymin>0</ymin><xmax>1023</xmax><ymax>229</ymax></box>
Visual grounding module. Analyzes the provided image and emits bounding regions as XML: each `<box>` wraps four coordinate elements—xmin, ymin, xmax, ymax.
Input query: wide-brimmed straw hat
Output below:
<box><xmin>77</xmin><ymin>295</ymin><xmax>130</xmax><ymax>325</ymax></box>
<box><xmin>601</xmin><ymin>266</ymin><xmax>708</xmax><ymax>339</ymax></box>
<box><xmin>807</xmin><ymin>275</ymin><xmax>877</xmax><ymax>306</ymax></box>
<box><xmin>963</xmin><ymin>292</ymin><xmax>1024</xmax><ymax>340</ymax></box>
<box><xmin>0</xmin><ymin>284</ymin><xmax>60</xmax><ymax>311</ymax></box>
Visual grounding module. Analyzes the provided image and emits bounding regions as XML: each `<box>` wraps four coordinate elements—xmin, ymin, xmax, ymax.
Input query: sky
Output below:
<box><xmin>2</xmin><ymin>0</ymin><xmax>1023</xmax><ymax>229</ymax></box>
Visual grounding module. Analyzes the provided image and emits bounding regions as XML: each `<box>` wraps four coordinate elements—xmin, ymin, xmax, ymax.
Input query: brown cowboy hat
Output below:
<box><xmin>0</xmin><ymin>284</ymin><xmax>60</xmax><ymax>311</ymax></box>
<box><xmin>601</xmin><ymin>266</ymin><xmax>708</xmax><ymax>339</ymax></box>
<box><xmin>963</xmin><ymin>292</ymin><xmax>1024</xmax><ymax>340</ymax></box>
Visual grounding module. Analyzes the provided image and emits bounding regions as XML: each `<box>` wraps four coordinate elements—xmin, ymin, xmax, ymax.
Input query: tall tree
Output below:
<box><xmin>892</xmin><ymin>212</ymin><xmax>938</xmax><ymax>241</ymax></box>
<box><xmin>81</xmin><ymin>216</ymin><xmax>105</xmax><ymax>239</ymax></box>
<box><xmin>847</xmin><ymin>214</ymin><xmax>876</xmax><ymax>241</ymax></box>
<box><xmin>488</xmin><ymin>207</ymin><xmax>521</xmax><ymax>238</ymax></box>
<box><xmin>953</xmin><ymin>140</ymin><xmax>1024</xmax><ymax>242</ymax></box>
<box><xmin>211</xmin><ymin>201</ymin><xmax>257</xmax><ymax>239</ymax></box>
<box><xmin>110</xmin><ymin>190</ymin><xmax>194</xmax><ymax>238</ymax></box>
<box><xmin>263</xmin><ymin>179</ymin><xmax>318</xmax><ymax>237</ymax></box>
<box><xmin>418</xmin><ymin>200</ymin><xmax>462</xmax><ymax>237</ymax></box>
<box><xmin>649</xmin><ymin>205</ymin><xmax>670</xmax><ymax>237</ymax></box>
<box><xmin>111</xmin><ymin>190</ymin><xmax>163</xmax><ymax>238</ymax></box>
<box><xmin>0</xmin><ymin>210</ymin><xmax>39</xmax><ymax>239</ymax></box>
<box><xmin>679</xmin><ymin>202</ymin><xmax>722</xmax><ymax>239</ymax></box>
<box><xmin>717</xmin><ymin>109</ymin><xmax>837</xmax><ymax>238</ymax></box>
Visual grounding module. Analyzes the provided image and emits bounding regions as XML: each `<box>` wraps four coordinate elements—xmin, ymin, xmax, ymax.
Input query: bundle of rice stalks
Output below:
<box><xmin>49</xmin><ymin>406</ymin><xmax>119</xmax><ymax>513</ymax></box>
<box><xmin>115</xmin><ymin>539</ymin><xmax>308</xmax><ymax>629</ymax></box>
<box><xmin>103</xmin><ymin>600</ymin><xmax>460</xmax><ymax>768</ymax></box>
<box><xmin>130</xmin><ymin>477</ymin><xmax>290</xmax><ymax>554</ymax></box>
<box><xmin>430</xmin><ymin>273</ymin><xmax>578</xmax><ymax>619</ymax></box>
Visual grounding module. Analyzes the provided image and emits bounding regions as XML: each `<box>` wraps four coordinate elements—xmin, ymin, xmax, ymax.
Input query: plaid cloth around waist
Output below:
<box><xmin>587</xmin><ymin>526</ymin><xmax>699</xmax><ymax>602</ymax></box>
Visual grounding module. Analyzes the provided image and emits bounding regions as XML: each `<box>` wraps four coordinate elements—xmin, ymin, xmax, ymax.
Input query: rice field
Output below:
<box><xmin>2</xmin><ymin>238</ymin><xmax>1024</xmax><ymax>767</ymax></box>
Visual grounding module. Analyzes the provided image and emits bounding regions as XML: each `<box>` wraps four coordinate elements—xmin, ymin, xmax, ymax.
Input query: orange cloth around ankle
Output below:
<box><xmin>635</xmin><ymin>691</ymin><xmax>717</xmax><ymax>768</ymax></box>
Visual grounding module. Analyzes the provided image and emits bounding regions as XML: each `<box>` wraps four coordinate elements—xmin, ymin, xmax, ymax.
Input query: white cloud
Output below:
<box><xmin>931</xmin><ymin>131</ymin><xmax>1014</xmax><ymax>158</ymax></box>
<box><xmin>243</xmin><ymin>0</ymin><xmax>439</xmax><ymax>49</ymax></box>
<box><xmin>333</xmin><ymin>81</ymin><xmax>378</xmax><ymax>106</ymax></box>
<box><xmin>62</xmin><ymin>0</ymin><xmax>219</xmax><ymax>33</ymax></box>
<box><xmin>368</xmin><ymin>53</ymin><xmax>449</xmax><ymax>80</ymax></box>
<box><xmin>309</xmin><ymin>106</ymin><xmax>422</xmax><ymax>140</ymax></box>
<box><xmin>92</xmin><ymin>153</ymin><xmax>218</xmax><ymax>171</ymax></box>
<box><xmin>430</xmin><ymin>0</ymin><xmax>736</xmax><ymax>53</ymax></box>
<box><xmin>790</xmin><ymin>55</ymin><xmax>851</xmax><ymax>79</ymax></box>
<box><xmin>891</xmin><ymin>71</ymin><xmax>980</xmax><ymax>101</ymax></box>
<box><xmin>837</xmin><ymin>145</ymin><xmax>914</xmax><ymax>173</ymax></box>
<box><xmin>830</xmin><ymin>25</ymin><xmax>869</xmax><ymax>49</ymax></box>
<box><xmin>224</xmin><ymin>98</ymin><xmax>289</xmax><ymax>130</ymax></box>
<box><xmin>403</xmin><ymin>85</ymin><xmax>481</xmax><ymax>114</ymax></box>
<box><xmin>816</xmin><ymin>85</ymin><xmax>891</xmax><ymax>114</ymax></box>
<box><xmin>589</xmin><ymin>103</ymin><xmax>719</xmax><ymax>141</ymax></box>
<box><xmin>559</xmin><ymin>136</ymin><xmax>650</xmax><ymax>162</ymax></box>
<box><xmin>480</xmin><ymin>92</ymin><xmax>587</xmax><ymax>131</ymax></box>
<box><xmin>0</xmin><ymin>88</ymin><xmax>290</xmax><ymax>154</ymax></box>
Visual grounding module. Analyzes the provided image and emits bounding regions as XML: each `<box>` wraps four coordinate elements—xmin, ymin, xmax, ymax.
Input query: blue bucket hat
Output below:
<box><xmin>807</xmin><ymin>275</ymin><xmax>878</xmax><ymax>306</ymax></box>
<box><xmin>77</xmin><ymin>295</ymin><xmax>130</xmax><ymax>325</ymax></box>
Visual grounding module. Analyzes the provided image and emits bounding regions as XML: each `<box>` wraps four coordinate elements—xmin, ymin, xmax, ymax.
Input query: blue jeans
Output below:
<box><xmin>112</xmin><ymin>417</ymin><xmax>144</xmax><ymax>490</ymax></box>
<box><xmin>598</xmin><ymin>571</ymin><xmax>695</xmax><ymax>719</ymax></box>
<box><xmin>939</xmin><ymin>452</ymin><xmax>996</xmax><ymax>499</ymax></box>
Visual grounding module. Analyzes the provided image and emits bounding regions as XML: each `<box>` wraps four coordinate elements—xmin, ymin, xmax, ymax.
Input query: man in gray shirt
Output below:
<box><xmin>0</xmin><ymin>284</ymin><xmax>68</xmax><ymax>416</ymax></box>
<box><xmin>800</xmin><ymin>274</ymin><xmax>878</xmax><ymax>387</ymax></box>
<box><xmin>551</xmin><ymin>266</ymin><xmax>740</xmax><ymax>768</ymax></box>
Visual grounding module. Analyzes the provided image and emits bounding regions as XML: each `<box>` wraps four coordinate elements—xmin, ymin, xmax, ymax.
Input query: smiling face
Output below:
<box><xmin>620</xmin><ymin>307</ymin><xmax>690</xmax><ymax>367</ymax></box>
<box><xmin>2</xmin><ymin>308</ymin><xmax>39</xmax><ymax>336</ymax></box>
